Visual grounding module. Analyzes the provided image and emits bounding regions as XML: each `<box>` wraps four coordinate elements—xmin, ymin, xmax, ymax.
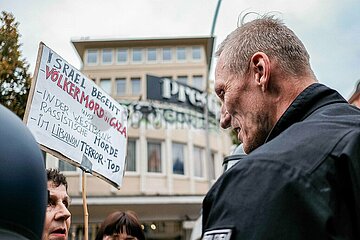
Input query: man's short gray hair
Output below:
<box><xmin>216</xmin><ymin>14</ymin><xmax>314</xmax><ymax>78</ymax></box>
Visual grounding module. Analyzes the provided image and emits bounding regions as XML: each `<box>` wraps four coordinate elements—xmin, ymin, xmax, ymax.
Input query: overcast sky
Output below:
<box><xmin>2</xmin><ymin>0</ymin><xmax>360</xmax><ymax>98</ymax></box>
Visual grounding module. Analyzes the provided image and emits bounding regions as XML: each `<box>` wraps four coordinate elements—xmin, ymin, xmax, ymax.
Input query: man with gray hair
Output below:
<box><xmin>202</xmin><ymin>14</ymin><xmax>360</xmax><ymax>239</ymax></box>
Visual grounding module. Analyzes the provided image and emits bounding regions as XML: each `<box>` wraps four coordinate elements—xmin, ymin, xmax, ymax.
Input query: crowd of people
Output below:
<box><xmin>0</xmin><ymin>13</ymin><xmax>359</xmax><ymax>240</ymax></box>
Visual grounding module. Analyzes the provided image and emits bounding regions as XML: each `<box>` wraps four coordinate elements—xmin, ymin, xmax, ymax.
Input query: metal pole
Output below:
<box><xmin>205</xmin><ymin>0</ymin><xmax>222</xmax><ymax>188</ymax></box>
<box><xmin>211</xmin><ymin>0</ymin><xmax>223</xmax><ymax>37</ymax></box>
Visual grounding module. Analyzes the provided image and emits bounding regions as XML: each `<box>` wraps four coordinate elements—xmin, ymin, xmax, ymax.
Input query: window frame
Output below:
<box><xmin>102</xmin><ymin>48</ymin><xmax>113</xmax><ymax>65</ymax></box>
<box><xmin>58</xmin><ymin>159</ymin><xmax>77</xmax><ymax>172</ymax></box>
<box><xmin>125</xmin><ymin>138</ymin><xmax>138</xmax><ymax>173</ymax></box>
<box><xmin>192</xmin><ymin>75</ymin><xmax>204</xmax><ymax>90</ymax></box>
<box><xmin>210</xmin><ymin>151</ymin><xmax>216</xmax><ymax>180</ymax></box>
<box><xmin>99</xmin><ymin>78</ymin><xmax>112</xmax><ymax>95</ymax></box>
<box><xmin>147</xmin><ymin>140</ymin><xmax>163</xmax><ymax>174</ymax></box>
<box><xmin>177</xmin><ymin>75</ymin><xmax>188</xmax><ymax>86</ymax></box>
<box><xmin>176</xmin><ymin>47</ymin><xmax>187</xmax><ymax>62</ymax></box>
<box><xmin>116</xmin><ymin>77</ymin><xmax>127</xmax><ymax>96</ymax></box>
<box><xmin>162</xmin><ymin>47</ymin><xmax>172</xmax><ymax>62</ymax></box>
<box><xmin>191</xmin><ymin>46</ymin><xmax>202</xmax><ymax>61</ymax></box>
<box><xmin>86</xmin><ymin>49</ymin><xmax>98</xmax><ymax>65</ymax></box>
<box><xmin>147</xmin><ymin>48</ymin><xmax>157</xmax><ymax>62</ymax></box>
<box><xmin>130</xmin><ymin>77</ymin><xmax>141</xmax><ymax>95</ymax></box>
<box><xmin>193</xmin><ymin>146</ymin><xmax>205</xmax><ymax>178</ymax></box>
<box><xmin>116</xmin><ymin>48</ymin><xmax>128</xmax><ymax>64</ymax></box>
<box><xmin>132</xmin><ymin>48</ymin><xmax>143</xmax><ymax>63</ymax></box>
<box><xmin>172</xmin><ymin>142</ymin><xmax>186</xmax><ymax>175</ymax></box>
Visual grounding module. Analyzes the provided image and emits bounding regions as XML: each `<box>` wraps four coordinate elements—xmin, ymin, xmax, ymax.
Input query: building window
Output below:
<box><xmin>162</xmin><ymin>76</ymin><xmax>172</xmax><ymax>80</ymax></box>
<box><xmin>147</xmin><ymin>48</ymin><xmax>157</xmax><ymax>61</ymax></box>
<box><xmin>131</xmin><ymin>77</ymin><xmax>141</xmax><ymax>95</ymax></box>
<box><xmin>148</xmin><ymin>141</ymin><xmax>162</xmax><ymax>173</ymax></box>
<box><xmin>58</xmin><ymin>159</ymin><xmax>76</xmax><ymax>172</ymax></box>
<box><xmin>102</xmin><ymin>49</ymin><xmax>113</xmax><ymax>64</ymax></box>
<box><xmin>162</xmin><ymin>48</ymin><xmax>172</xmax><ymax>61</ymax></box>
<box><xmin>100</xmin><ymin>78</ymin><xmax>111</xmax><ymax>95</ymax></box>
<box><xmin>177</xmin><ymin>76</ymin><xmax>188</xmax><ymax>85</ymax></box>
<box><xmin>86</xmin><ymin>49</ymin><xmax>98</xmax><ymax>64</ymax></box>
<box><xmin>192</xmin><ymin>46</ymin><xmax>202</xmax><ymax>60</ymax></box>
<box><xmin>126</xmin><ymin>139</ymin><xmax>136</xmax><ymax>172</ymax></box>
<box><xmin>172</xmin><ymin>142</ymin><xmax>185</xmax><ymax>175</ymax></box>
<box><xmin>176</xmin><ymin>47</ymin><xmax>186</xmax><ymax>61</ymax></box>
<box><xmin>117</xmin><ymin>48</ymin><xmax>128</xmax><ymax>63</ymax></box>
<box><xmin>116</xmin><ymin>78</ymin><xmax>126</xmax><ymax>96</ymax></box>
<box><xmin>210</xmin><ymin>152</ymin><xmax>216</xmax><ymax>180</ymax></box>
<box><xmin>193</xmin><ymin>146</ymin><xmax>204</xmax><ymax>178</ymax></box>
<box><xmin>132</xmin><ymin>48</ymin><xmax>143</xmax><ymax>62</ymax></box>
<box><xmin>192</xmin><ymin>75</ymin><xmax>203</xmax><ymax>90</ymax></box>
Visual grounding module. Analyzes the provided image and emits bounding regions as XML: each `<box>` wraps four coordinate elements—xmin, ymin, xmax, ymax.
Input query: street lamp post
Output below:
<box><xmin>205</xmin><ymin>0</ymin><xmax>222</xmax><ymax>188</ymax></box>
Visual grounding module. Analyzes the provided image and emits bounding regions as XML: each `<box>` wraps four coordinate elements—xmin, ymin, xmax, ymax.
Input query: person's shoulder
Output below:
<box><xmin>331</xmin><ymin>127</ymin><xmax>360</xmax><ymax>158</ymax></box>
<box><xmin>209</xmin><ymin>153</ymin><xmax>298</xmax><ymax>195</ymax></box>
<box><xmin>307</xmin><ymin>100</ymin><xmax>360</xmax><ymax>126</ymax></box>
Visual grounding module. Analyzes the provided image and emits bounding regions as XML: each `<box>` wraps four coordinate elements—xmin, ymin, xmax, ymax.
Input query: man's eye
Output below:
<box><xmin>48</xmin><ymin>199</ymin><xmax>56</xmax><ymax>207</ymax></box>
<box><xmin>63</xmin><ymin>201</ymin><xmax>69</xmax><ymax>208</ymax></box>
<box><xmin>218</xmin><ymin>90</ymin><xmax>225</xmax><ymax>100</ymax></box>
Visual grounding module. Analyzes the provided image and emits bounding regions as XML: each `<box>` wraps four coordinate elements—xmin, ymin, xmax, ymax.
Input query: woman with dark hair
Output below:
<box><xmin>96</xmin><ymin>211</ymin><xmax>145</xmax><ymax>240</ymax></box>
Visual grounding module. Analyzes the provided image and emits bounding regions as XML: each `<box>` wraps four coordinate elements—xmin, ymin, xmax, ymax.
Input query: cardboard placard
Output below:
<box><xmin>24</xmin><ymin>43</ymin><xmax>128</xmax><ymax>189</ymax></box>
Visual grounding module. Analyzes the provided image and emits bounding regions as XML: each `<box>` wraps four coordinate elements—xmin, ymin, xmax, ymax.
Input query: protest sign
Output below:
<box><xmin>24</xmin><ymin>43</ymin><xmax>128</xmax><ymax>189</ymax></box>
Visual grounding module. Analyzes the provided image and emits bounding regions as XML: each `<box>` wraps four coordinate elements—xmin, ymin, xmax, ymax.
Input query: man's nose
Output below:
<box><xmin>220</xmin><ymin>105</ymin><xmax>231</xmax><ymax>129</ymax></box>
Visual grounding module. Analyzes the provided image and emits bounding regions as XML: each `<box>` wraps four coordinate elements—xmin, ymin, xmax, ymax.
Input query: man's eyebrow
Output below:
<box><xmin>47</xmin><ymin>191</ymin><xmax>71</xmax><ymax>203</ymax></box>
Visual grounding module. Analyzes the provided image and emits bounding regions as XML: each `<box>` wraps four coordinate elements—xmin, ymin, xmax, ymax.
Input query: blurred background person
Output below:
<box><xmin>348</xmin><ymin>79</ymin><xmax>360</xmax><ymax>107</ymax></box>
<box><xmin>95</xmin><ymin>211</ymin><xmax>145</xmax><ymax>240</ymax></box>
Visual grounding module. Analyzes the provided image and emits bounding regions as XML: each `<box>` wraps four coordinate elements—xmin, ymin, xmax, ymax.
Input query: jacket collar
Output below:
<box><xmin>265</xmin><ymin>83</ymin><xmax>347</xmax><ymax>143</ymax></box>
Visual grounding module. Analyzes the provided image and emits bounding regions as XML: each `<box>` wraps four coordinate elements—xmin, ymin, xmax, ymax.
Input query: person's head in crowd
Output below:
<box><xmin>42</xmin><ymin>168</ymin><xmax>71</xmax><ymax>240</ymax></box>
<box><xmin>215</xmin><ymin>14</ymin><xmax>317</xmax><ymax>153</ymax></box>
<box><xmin>95</xmin><ymin>211</ymin><xmax>145</xmax><ymax>240</ymax></box>
<box><xmin>0</xmin><ymin>104</ymin><xmax>47</xmax><ymax>239</ymax></box>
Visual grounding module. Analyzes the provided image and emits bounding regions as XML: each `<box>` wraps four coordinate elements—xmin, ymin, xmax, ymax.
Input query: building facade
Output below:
<box><xmin>45</xmin><ymin>36</ymin><xmax>233</xmax><ymax>240</ymax></box>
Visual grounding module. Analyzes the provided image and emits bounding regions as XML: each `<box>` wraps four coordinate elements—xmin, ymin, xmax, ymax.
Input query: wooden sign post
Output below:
<box><xmin>82</xmin><ymin>171</ymin><xmax>89</xmax><ymax>240</ymax></box>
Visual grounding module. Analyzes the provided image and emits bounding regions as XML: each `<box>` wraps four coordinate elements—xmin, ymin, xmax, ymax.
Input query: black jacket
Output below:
<box><xmin>202</xmin><ymin>83</ymin><xmax>360</xmax><ymax>240</ymax></box>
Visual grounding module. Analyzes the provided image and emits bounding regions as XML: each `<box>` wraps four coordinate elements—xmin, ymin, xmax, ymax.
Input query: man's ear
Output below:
<box><xmin>250</xmin><ymin>52</ymin><xmax>270</xmax><ymax>92</ymax></box>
